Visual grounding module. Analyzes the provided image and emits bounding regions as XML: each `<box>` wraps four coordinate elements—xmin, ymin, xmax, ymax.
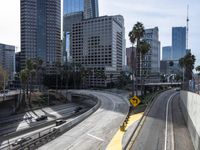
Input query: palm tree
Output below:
<box><xmin>55</xmin><ymin>61</ymin><xmax>61</xmax><ymax>92</ymax></box>
<box><xmin>196</xmin><ymin>66</ymin><xmax>200</xmax><ymax>93</ymax></box>
<box><xmin>19</xmin><ymin>69</ymin><xmax>29</xmax><ymax>107</ymax></box>
<box><xmin>34</xmin><ymin>58</ymin><xmax>43</xmax><ymax>91</ymax></box>
<box><xmin>80</xmin><ymin>66</ymin><xmax>87</xmax><ymax>88</ymax></box>
<box><xmin>129</xmin><ymin>22</ymin><xmax>145</xmax><ymax>96</ymax></box>
<box><xmin>138</xmin><ymin>39</ymin><xmax>151</xmax><ymax>95</ymax></box>
<box><xmin>179</xmin><ymin>52</ymin><xmax>196</xmax><ymax>89</ymax></box>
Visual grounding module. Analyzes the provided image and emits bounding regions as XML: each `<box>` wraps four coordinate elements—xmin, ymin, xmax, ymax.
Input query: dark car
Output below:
<box><xmin>12</xmin><ymin>137</ymin><xmax>32</xmax><ymax>146</ymax></box>
<box><xmin>74</xmin><ymin>107</ymin><xmax>82</xmax><ymax>113</ymax></box>
<box><xmin>55</xmin><ymin>119</ymin><xmax>66</xmax><ymax>126</ymax></box>
<box><xmin>36</xmin><ymin>115</ymin><xmax>48</xmax><ymax>121</ymax></box>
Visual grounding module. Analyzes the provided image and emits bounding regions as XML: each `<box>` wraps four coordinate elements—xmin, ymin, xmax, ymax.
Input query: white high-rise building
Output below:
<box><xmin>142</xmin><ymin>27</ymin><xmax>161</xmax><ymax>83</ymax></box>
<box><xmin>71</xmin><ymin>15</ymin><xmax>125</xmax><ymax>87</ymax></box>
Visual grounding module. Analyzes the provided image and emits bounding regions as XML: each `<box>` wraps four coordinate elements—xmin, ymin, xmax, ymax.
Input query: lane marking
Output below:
<box><xmin>87</xmin><ymin>133</ymin><xmax>104</xmax><ymax>142</ymax></box>
<box><xmin>164</xmin><ymin>92</ymin><xmax>178</xmax><ymax>150</ymax></box>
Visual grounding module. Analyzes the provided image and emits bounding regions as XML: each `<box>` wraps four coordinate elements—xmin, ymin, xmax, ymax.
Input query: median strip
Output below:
<box><xmin>106</xmin><ymin>112</ymin><xmax>143</xmax><ymax>150</ymax></box>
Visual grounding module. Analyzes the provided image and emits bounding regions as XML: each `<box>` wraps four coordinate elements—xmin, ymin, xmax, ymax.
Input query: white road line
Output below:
<box><xmin>164</xmin><ymin>92</ymin><xmax>178</xmax><ymax>150</ymax></box>
<box><xmin>87</xmin><ymin>133</ymin><xmax>104</xmax><ymax>142</ymax></box>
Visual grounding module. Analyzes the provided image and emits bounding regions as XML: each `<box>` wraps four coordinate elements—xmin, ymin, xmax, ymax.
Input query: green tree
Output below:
<box><xmin>179</xmin><ymin>52</ymin><xmax>196</xmax><ymax>89</ymax></box>
<box><xmin>169</xmin><ymin>61</ymin><xmax>174</xmax><ymax>67</ymax></box>
<box><xmin>55</xmin><ymin>61</ymin><xmax>61</xmax><ymax>92</ymax></box>
<box><xmin>0</xmin><ymin>66</ymin><xmax>8</xmax><ymax>91</ymax></box>
<box><xmin>196</xmin><ymin>66</ymin><xmax>200</xmax><ymax>93</ymax></box>
<box><xmin>19</xmin><ymin>69</ymin><xmax>29</xmax><ymax>106</ymax></box>
<box><xmin>179</xmin><ymin>52</ymin><xmax>195</xmax><ymax>80</ymax></box>
<box><xmin>129</xmin><ymin>22</ymin><xmax>145</xmax><ymax>96</ymax></box>
<box><xmin>138</xmin><ymin>39</ymin><xmax>151</xmax><ymax>95</ymax></box>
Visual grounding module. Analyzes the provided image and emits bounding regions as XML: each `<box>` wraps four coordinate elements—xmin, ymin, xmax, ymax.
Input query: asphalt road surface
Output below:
<box><xmin>39</xmin><ymin>90</ymin><xmax>129</xmax><ymax>150</ymax></box>
<box><xmin>130</xmin><ymin>90</ymin><xmax>194</xmax><ymax>150</ymax></box>
<box><xmin>0</xmin><ymin>103</ymin><xmax>84</xmax><ymax>136</ymax></box>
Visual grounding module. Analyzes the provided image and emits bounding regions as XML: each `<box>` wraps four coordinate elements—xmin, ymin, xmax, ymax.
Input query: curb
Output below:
<box><xmin>124</xmin><ymin>90</ymin><xmax>165</xmax><ymax>150</ymax></box>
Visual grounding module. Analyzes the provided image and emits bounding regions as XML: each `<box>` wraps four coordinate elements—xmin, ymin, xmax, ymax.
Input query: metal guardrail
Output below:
<box><xmin>0</xmin><ymin>92</ymin><xmax>101</xmax><ymax>150</ymax></box>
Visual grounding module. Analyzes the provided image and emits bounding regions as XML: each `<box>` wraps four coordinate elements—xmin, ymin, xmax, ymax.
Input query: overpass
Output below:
<box><xmin>144</xmin><ymin>82</ymin><xmax>181</xmax><ymax>86</ymax></box>
<box><xmin>142</xmin><ymin>82</ymin><xmax>181</xmax><ymax>92</ymax></box>
<box><xmin>0</xmin><ymin>90</ymin><xmax>20</xmax><ymax>102</ymax></box>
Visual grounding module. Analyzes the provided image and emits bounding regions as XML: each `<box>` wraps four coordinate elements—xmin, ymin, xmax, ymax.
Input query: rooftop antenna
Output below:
<box><xmin>186</xmin><ymin>5</ymin><xmax>189</xmax><ymax>50</ymax></box>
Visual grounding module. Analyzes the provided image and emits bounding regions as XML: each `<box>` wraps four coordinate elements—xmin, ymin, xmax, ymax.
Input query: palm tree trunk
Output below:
<box><xmin>131</xmin><ymin>45</ymin><xmax>135</xmax><ymax>96</ymax></box>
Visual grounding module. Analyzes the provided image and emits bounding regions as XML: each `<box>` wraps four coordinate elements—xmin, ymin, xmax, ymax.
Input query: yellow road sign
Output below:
<box><xmin>130</xmin><ymin>96</ymin><xmax>141</xmax><ymax>107</ymax></box>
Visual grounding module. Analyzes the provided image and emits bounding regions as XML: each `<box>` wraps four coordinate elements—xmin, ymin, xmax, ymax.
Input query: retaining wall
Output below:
<box><xmin>180</xmin><ymin>91</ymin><xmax>200</xmax><ymax>150</ymax></box>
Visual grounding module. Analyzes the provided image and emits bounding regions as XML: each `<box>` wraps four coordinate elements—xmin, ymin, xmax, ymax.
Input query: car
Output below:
<box><xmin>55</xmin><ymin>119</ymin><xmax>66</xmax><ymax>126</ymax></box>
<box><xmin>36</xmin><ymin>115</ymin><xmax>48</xmax><ymax>121</ymax></box>
<box><xmin>12</xmin><ymin>137</ymin><xmax>32</xmax><ymax>146</ymax></box>
<box><xmin>74</xmin><ymin>107</ymin><xmax>82</xmax><ymax>113</ymax></box>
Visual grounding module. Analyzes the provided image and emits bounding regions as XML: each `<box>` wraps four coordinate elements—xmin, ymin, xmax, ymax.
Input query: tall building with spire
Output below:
<box><xmin>20</xmin><ymin>0</ymin><xmax>61</xmax><ymax>73</ymax></box>
<box><xmin>172</xmin><ymin>27</ymin><xmax>186</xmax><ymax>60</ymax></box>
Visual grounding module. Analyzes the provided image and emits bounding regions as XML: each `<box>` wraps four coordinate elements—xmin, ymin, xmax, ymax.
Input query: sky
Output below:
<box><xmin>0</xmin><ymin>0</ymin><xmax>199</xmax><ymax>65</ymax></box>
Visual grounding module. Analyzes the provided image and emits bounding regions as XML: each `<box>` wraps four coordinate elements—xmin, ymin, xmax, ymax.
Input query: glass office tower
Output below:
<box><xmin>63</xmin><ymin>0</ymin><xmax>84</xmax><ymax>15</ymax></box>
<box><xmin>162</xmin><ymin>46</ymin><xmax>172</xmax><ymax>60</ymax></box>
<box><xmin>63</xmin><ymin>0</ymin><xmax>99</xmax><ymax>63</ymax></box>
<box><xmin>21</xmin><ymin>0</ymin><xmax>61</xmax><ymax>73</ymax></box>
<box><xmin>63</xmin><ymin>0</ymin><xmax>98</xmax><ymax>18</ymax></box>
<box><xmin>172</xmin><ymin>27</ymin><xmax>186</xmax><ymax>60</ymax></box>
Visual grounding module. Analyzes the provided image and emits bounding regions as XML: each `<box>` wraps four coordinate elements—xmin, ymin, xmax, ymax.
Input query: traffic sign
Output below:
<box><xmin>130</xmin><ymin>96</ymin><xmax>141</xmax><ymax>107</ymax></box>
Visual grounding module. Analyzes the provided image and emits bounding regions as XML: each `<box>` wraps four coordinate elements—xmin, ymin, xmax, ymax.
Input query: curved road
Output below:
<box><xmin>130</xmin><ymin>90</ymin><xmax>194</xmax><ymax>150</ymax></box>
<box><xmin>39</xmin><ymin>90</ymin><xmax>129</xmax><ymax>150</ymax></box>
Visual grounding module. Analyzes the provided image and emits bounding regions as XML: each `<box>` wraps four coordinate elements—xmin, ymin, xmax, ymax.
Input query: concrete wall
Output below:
<box><xmin>180</xmin><ymin>91</ymin><xmax>200</xmax><ymax>150</ymax></box>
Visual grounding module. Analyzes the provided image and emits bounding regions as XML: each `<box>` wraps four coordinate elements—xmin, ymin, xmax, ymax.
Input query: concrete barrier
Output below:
<box><xmin>180</xmin><ymin>91</ymin><xmax>200</xmax><ymax>150</ymax></box>
<box><xmin>55</xmin><ymin>93</ymin><xmax>100</xmax><ymax>133</ymax></box>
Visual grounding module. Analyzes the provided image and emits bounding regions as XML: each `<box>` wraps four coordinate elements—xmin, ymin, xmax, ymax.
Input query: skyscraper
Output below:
<box><xmin>71</xmin><ymin>15</ymin><xmax>125</xmax><ymax>87</ymax></box>
<box><xmin>63</xmin><ymin>0</ymin><xmax>84</xmax><ymax>15</ymax></box>
<box><xmin>20</xmin><ymin>0</ymin><xmax>61</xmax><ymax>73</ymax></box>
<box><xmin>141</xmin><ymin>27</ymin><xmax>160</xmax><ymax>83</ymax></box>
<box><xmin>162</xmin><ymin>46</ymin><xmax>172</xmax><ymax>60</ymax></box>
<box><xmin>63</xmin><ymin>0</ymin><xmax>99</xmax><ymax>18</ymax></box>
<box><xmin>172</xmin><ymin>27</ymin><xmax>186</xmax><ymax>60</ymax></box>
<box><xmin>0</xmin><ymin>43</ymin><xmax>15</xmax><ymax>81</ymax></box>
<box><xmin>62</xmin><ymin>0</ymin><xmax>99</xmax><ymax>63</ymax></box>
<box><xmin>84</xmin><ymin>0</ymin><xmax>99</xmax><ymax>19</ymax></box>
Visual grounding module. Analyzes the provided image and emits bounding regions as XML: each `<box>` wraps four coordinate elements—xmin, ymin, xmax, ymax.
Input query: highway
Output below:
<box><xmin>39</xmin><ymin>90</ymin><xmax>129</xmax><ymax>150</ymax></box>
<box><xmin>130</xmin><ymin>90</ymin><xmax>194</xmax><ymax>150</ymax></box>
<box><xmin>0</xmin><ymin>103</ymin><xmax>86</xmax><ymax>136</ymax></box>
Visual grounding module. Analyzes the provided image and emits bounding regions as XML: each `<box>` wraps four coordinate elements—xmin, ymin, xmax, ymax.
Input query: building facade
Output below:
<box><xmin>126</xmin><ymin>47</ymin><xmax>136</xmax><ymax>72</ymax></box>
<box><xmin>0</xmin><ymin>44</ymin><xmax>15</xmax><ymax>81</ymax></box>
<box><xmin>62</xmin><ymin>0</ymin><xmax>99</xmax><ymax>64</ymax></box>
<box><xmin>20</xmin><ymin>0</ymin><xmax>61</xmax><ymax>73</ymax></box>
<box><xmin>162</xmin><ymin>46</ymin><xmax>172</xmax><ymax>60</ymax></box>
<box><xmin>172</xmin><ymin>27</ymin><xmax>186</xmax><ymax>60</ymax></box>
<box><xmin>71</xmin><ymin>15</ymin><xmax>125</xmax><ymax>87</ymax></box>
<box><xmin>84</xmin><ymin>0</ymin><xmax>99</xmax><ymax>19</ymax></box>
<box><xmin>63</xmin><ymin>0</ymin><xmax>84</xmax><ymax>15</ymax></box>
<box><xmin>15</xmin><ymin>52</ymin><xmax>21</xmax><ymax>73</ymax></box>
<box><xmin>63</xmin><ymin>0</ymin><xmax>98</xmax><ymax>18</ymax></box>
<box><xmin>141</xmin><ymin>27</ymin><xmax>160</xmax><ymax>83</ymax></box>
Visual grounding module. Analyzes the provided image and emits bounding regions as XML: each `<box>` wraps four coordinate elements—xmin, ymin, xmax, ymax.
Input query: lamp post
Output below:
<box><xmin>3</xmin><ymin>70</ymin><xmax>6</xmax><ymax>101</ymax></box>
